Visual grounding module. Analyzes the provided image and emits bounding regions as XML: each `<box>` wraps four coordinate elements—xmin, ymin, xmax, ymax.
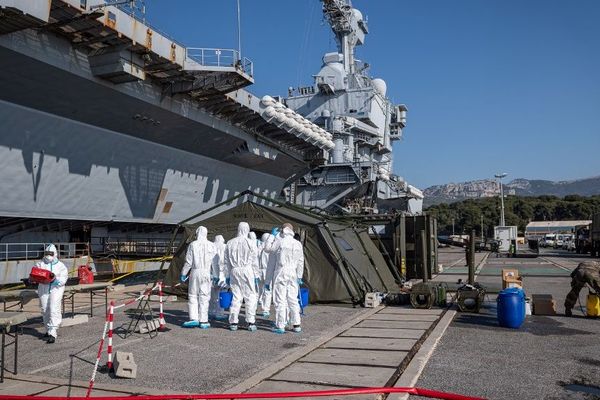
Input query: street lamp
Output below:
<box><xmin>495</xmin><ymin>173</ymin><xmax>507</xmax><ymax>226</ymax></box>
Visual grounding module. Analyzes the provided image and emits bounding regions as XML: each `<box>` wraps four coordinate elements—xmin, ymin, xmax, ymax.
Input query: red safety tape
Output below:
<box><xmin>0</xmin><ymin>387</ymin><xmax>486</xmax><ymax>400</ymax></box>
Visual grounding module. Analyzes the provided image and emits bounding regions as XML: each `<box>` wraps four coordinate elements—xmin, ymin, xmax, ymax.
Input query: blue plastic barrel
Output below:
<box><xmin>219</xmin><ymin>291</ymin><xmax>233</xmax><ymax>309</ymax></box>
<box><xmin>497</xmin><ymin>288</ymin><xmax>526</xmax><ymax>329</ymax></box>
<box><xmin>299</xmin><ymin>288</ymin><xmax>309</xmax><ymax>308</ymax></box>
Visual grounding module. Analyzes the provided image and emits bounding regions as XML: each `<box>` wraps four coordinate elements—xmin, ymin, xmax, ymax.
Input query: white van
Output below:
<box><xmin>544</xmin><ymin>234</ymin><xmax>556</xmax><ymax>248</ymax></box>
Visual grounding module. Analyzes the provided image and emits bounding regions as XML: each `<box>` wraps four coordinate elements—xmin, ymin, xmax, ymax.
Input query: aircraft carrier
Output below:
<box><xmin>0</xmin><ymin>0</ymin><xmax>421</xmax><ymax>283</ymax></box>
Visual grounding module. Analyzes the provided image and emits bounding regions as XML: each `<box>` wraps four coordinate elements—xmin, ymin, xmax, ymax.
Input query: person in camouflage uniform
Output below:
<box><xmin>564</xmin><ymin>261</ymin><xmax>600</xmax><ymax>317</ymax></box>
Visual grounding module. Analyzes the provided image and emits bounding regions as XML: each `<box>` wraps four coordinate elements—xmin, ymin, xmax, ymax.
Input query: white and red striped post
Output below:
<box><xmin>158</xmin><ymin>281</ymin><xmax>165</xmax><ymax>330</ymax></box>
<box><xmin>106</xmin><ymin>300</ymin><xmax>115</xmax><ymax>371</ymax></box>
<box><xmin>86</xmin><ymin>308</ymin><xmax>110</xmax><ymax>397</ymax></box>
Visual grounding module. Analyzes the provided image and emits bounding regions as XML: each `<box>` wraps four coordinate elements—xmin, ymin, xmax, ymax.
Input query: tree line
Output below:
<box><xmin>425</xmin><ymin>195</ymin><xmax>600</xmax><ymax>237</ymax></box>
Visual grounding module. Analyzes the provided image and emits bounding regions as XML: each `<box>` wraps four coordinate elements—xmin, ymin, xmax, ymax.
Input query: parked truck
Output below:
<box><xmin>592</xmin><ymin>213</ymin><xmax>600</xmax><ymax>257</ymax></box>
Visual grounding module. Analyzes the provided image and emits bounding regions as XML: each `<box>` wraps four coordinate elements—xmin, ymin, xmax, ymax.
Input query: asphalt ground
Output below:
<box><xmin>415</xmin><ymin>248</ymin><xmax>600</xmax><ymax>400</ymax></box>
<box><xmin>16</xmin><ymin>297</ymin><xmax>365</xmax><ymax>394</ymax></box>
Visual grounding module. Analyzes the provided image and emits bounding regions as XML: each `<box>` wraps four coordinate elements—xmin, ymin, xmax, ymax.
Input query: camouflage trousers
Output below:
<box><xmin>564</xmin><ymin>262</ymin><xmax>600</xmax><ymax>310</ymax></box>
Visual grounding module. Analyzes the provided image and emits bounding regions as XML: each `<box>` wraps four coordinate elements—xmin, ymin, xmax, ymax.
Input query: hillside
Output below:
<box><xmin>423</xmin><ymin>176</ymin><xmax>600</xmax><ymax>207</ymax></box>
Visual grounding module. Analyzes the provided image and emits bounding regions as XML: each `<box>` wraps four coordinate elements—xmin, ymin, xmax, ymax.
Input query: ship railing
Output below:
<box><xmin>184</xmin><ymin>48</ymin><xmax>254</xmax><ymax>76</ymax></box>
<box><xmin>92</xmin><ymin>238</ymin><xmax>180</xmax><ymax>257</ymax></box>
<box><xmin>0</xmin><ymin>242</ymin><xmax>90</xmax><ymax>262</ymax></box>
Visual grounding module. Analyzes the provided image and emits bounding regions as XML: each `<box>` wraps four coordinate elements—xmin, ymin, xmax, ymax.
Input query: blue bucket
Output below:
<box><xmin>299</xmin><ymin>288</ymin><xmax>309</xmax><ymax>308</ymax></box>
<box><xmin>497</xmin><ymin>287</ymin><xmax>526</xmax><ymax>329</ymax></box>
<box><xmin>219</xmin><ymin>291</ymin><xmax>233</xmax><ymax>309</ymax></box>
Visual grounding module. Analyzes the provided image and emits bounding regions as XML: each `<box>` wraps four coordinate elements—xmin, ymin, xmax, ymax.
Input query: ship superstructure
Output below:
<box><xmin>284</xmin><ymin>0</ymin><xmax>423</xmax><ymax>214</ymax></box>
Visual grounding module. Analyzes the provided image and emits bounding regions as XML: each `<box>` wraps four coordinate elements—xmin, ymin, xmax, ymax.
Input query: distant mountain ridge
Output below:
<box><xmin>423</xmin><ymin>176</ymin><xmax>600</xmax><ymax>206</ymax></box>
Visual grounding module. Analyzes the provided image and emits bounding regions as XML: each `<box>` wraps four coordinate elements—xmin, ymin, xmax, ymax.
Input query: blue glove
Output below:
<box><xmin>180</xmin><ymin>274</ymin><xmax>187</xmax><ymax>283</ymax></box>
<box><xmin>265</xmin><ymin>284</ymin><xmax>270</xmax><ymax>291</ymax></box>
<box><xmin>297</xmin><ymin>278</ymin><xmax>303</xmax><ymax>286</ymax></box>
<box><xmin>271</xmin><ymin>227</ymin><xmax>280</xmax><ymax>236</ymax></box>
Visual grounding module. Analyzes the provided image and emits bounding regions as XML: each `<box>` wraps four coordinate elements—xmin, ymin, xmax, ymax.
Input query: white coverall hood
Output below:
<box><xmin>249</xmin><ymin>231</ymin><xmax>257</xmax><ymax>241</ymax></box>
<box><xmin>43</xmin><ymin>244</ymin><xmax>58</xmax><ymax>264</ymax></box>
<box><xmin>282</xmin><ymin>227</ymin><xmax>294</xmax><ymax>237</ymax></box>
<box><xmin>214</xmin><ymin>235</ymin><xmax>225</xmax><ymax>246</ymax></box>
<box><xmin>196</xmin><ymin>226</ymin><xmax>208</xmax><ymax>241</ymax></box>
<box><xmin>261</xmin><ymin>233</ymin><xmax>270</xmax><ymax>242</ymax></box>
<box><xmin>237</xmin><ymin>222</ymin><xmax>250</xmax><ymax>238</ymax></box>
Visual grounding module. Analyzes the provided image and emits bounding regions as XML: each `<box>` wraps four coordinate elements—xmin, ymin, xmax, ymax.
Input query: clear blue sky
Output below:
<box><xmin>143</xmin><ymin>0</ymin><xmax>600</xmax><ymax>189</ymax></box>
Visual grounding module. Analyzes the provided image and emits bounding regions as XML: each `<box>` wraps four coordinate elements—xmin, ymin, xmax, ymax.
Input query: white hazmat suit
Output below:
<box><xmin>209</xmin><ymin>235</ymin><xmax>227</xmax><ymax>320</ymax></box>
<box><xmin>224</xmin><ymin>222</ymin><xmax>259</xmax><ymax>330</ymax></box>
<box><xmin>181</xmin><ymin>226</ymin><xmax>217</xmax><ymax>327</ymax></box>
<box><xmin>264</xmin><ymin>226</ymin><xmax>305</xmax><ymax>332</ymax></box>
<box><xmin>35</xmin><ymin>244</ymin><xmax>68</xmax><ymax>341</ymax></box>
<box><xmin>258</xmin><ymin>233</ymin><xmax>274</xmax><ymax>316</ymax></box>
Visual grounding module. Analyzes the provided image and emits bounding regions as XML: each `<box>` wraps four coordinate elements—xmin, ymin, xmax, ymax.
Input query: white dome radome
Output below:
<box><xmin>372</xmin><ymin>78</ymin><xmax>387</xmax><ymax>96</ymax></box>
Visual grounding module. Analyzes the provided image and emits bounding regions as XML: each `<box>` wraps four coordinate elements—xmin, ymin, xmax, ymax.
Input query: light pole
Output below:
<box><xmin>495</xmin><ymin>173</ymin><xmax>507</xmax><ymax>226</ymax></box>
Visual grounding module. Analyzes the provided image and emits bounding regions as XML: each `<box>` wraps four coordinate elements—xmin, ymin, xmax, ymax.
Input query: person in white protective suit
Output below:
<box><xmin>264</xmin><ymin>223</ymin><xmax>305</xmax><ymax>334</ymax></box>
<box><xmin>224</xmin><ymin>222</ymin><xmax>260</xmax><ymax>331</ymax></box>
<box><xmin>209</xmin><ymin>235</ymin><xmax>228</xmax><ymax>321</ymax></box>
<box><xmin>180</xmin><ymin>226</ymin><xmax>217</xmax><ymax>329</ymax></box>
<box><xmin>258</xmin><ymin>233</ymin><xmax>274</xmax><ymax>317</ymax></box>
<box><xmin>34</xmin><ymin>244</ymin><xmax>68</xmax><ymax>343</ymax></box>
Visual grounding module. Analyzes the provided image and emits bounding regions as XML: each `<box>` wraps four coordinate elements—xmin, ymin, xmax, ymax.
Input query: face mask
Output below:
<box><xmin>44</xmin><ymin>255</ymin><xmax>54</xmax><ymax>264</ymax></box>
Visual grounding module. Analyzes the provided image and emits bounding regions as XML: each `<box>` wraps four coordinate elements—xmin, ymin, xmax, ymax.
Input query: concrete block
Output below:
<box><xmin>135</xmin><ymin>318</ymin><xmax>161</xmax><ymax>334</ymax></box>
<box><xmin>60</xmin><ymin>314</ymin><xmax>89</xmax><ymax>327</ymax></box>
<box><xmin>113</xmin><ymin>351</ymin><xmax>137</xmax><ymax>379</ymax></box>
<box><xmin>364</xmin><ymin>292</ymin><xmax>381</xmax><ymax>308</ymax></box>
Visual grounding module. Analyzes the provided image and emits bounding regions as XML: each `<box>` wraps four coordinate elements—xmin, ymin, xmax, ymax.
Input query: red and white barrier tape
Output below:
<box><xmin>0</xmin><ymin>387</ymin><xmax>486</xmax><ymax>400</ymax></box>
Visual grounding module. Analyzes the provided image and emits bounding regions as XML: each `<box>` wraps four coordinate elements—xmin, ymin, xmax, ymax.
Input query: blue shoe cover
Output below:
<box><xmin>262</xmin><ymin>311</ymin><xmax>270</xmax><ymax>318</ymax></box>
<box><xmin>248</xmin><ymin>324</ymin><xmax>257</xmax><ymax>332</ymax></box>
<box><xmin>182</xmin><ymin>320</ymin><xmax>200</xmax><ymax>328</ymax></box>
<box><xmin>272</xmin><ymin>327</ymin><xmax>285</xmax><ymax>334</ymax></box>
<box><xmin>229</xmin><ymin>324</ymin><xmax>238</xmax><ymax>331</ymax></box>
<box><xmin>292</xmin><ymin>325</ymin><xmax>302</xmax><ymax>333</ymax></box>
<box><xmin>199</xmin><ymin>322</ymin><xmax>211</xmax><ymax>329</ymax></box>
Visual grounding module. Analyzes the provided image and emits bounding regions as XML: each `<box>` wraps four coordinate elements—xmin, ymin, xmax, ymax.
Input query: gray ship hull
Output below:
<box><xmin>0</xmin><ymin>30</ymin><xmax>296</xmax><ymax>224</ymax></box>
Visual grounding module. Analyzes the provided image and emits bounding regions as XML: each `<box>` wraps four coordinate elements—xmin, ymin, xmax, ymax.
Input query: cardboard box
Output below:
<box><xmin>502</xmin><ymin>269</ymin><xmax>523</xmax><ymax>289</ymax></box>
<box><xmin>532</xmin><ymin>294</ymin><xmax>556</xmax><ymax>315</ymax></box>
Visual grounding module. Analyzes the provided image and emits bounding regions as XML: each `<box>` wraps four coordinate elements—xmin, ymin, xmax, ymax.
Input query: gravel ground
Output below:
<box><xmin>415</xmin><ymin>250</ymin><xmax>600</xmax><ymax>400</ymax></box>
<box><xmin>18</xmin><ymin>300</ymin><xmax>366</xmax><ymax>394</ymax></box>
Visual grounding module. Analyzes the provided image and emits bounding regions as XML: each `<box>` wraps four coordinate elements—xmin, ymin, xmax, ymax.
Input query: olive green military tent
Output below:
<box><xmin>164</xmin><ymin>196</ymin><xmax>400</xmax><ymax>304</ymax></box>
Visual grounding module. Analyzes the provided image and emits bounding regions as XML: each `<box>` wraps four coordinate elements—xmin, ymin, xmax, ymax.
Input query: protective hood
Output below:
<box><xmin>282</xmin><ymin>227</ymin><xmax>294</xmax><ymax>237</ymax></box>
<box><xmin>196</xmin><ymin>226</ymin><xmax>208</xmax><ymax>241</ymax></box>
<box><xmin>261</xmin><ymin>233</ymin><xmax>270</xmax><ymax>242</ymax></box>
<box><xmin>44</xmin><ymin>244</ymin><xmax>58</xmax><ymax>264</ymax></box>
<box><xmin>214</xmin><ymin>235</ymin><xmax>225</xmax><ymax>245</ymax></box>
<box><xmin>237</xmin><ymin>222</ymin><xmax>250</xmax><ymax>238</ymax></box>
<box><xmin>249</xmin><ymin>231</ymin><xmax>257</xmax><ymax>241</ymax></box>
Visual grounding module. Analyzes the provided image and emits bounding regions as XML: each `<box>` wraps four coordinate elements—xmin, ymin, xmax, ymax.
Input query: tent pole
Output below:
<box><xmin>323</xmin><ymin>223</ymin><xmax>364</xmax><ymax>305</ymax></box>
<box><xmin>352</xmin><ymin>226</ymin><xmax>389</xmax><ymax>292</ymax></box>
<box><xmin>369</xmin><ymin>225</ymin><xmax>402</xmax><ymax>284</ymax></box>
